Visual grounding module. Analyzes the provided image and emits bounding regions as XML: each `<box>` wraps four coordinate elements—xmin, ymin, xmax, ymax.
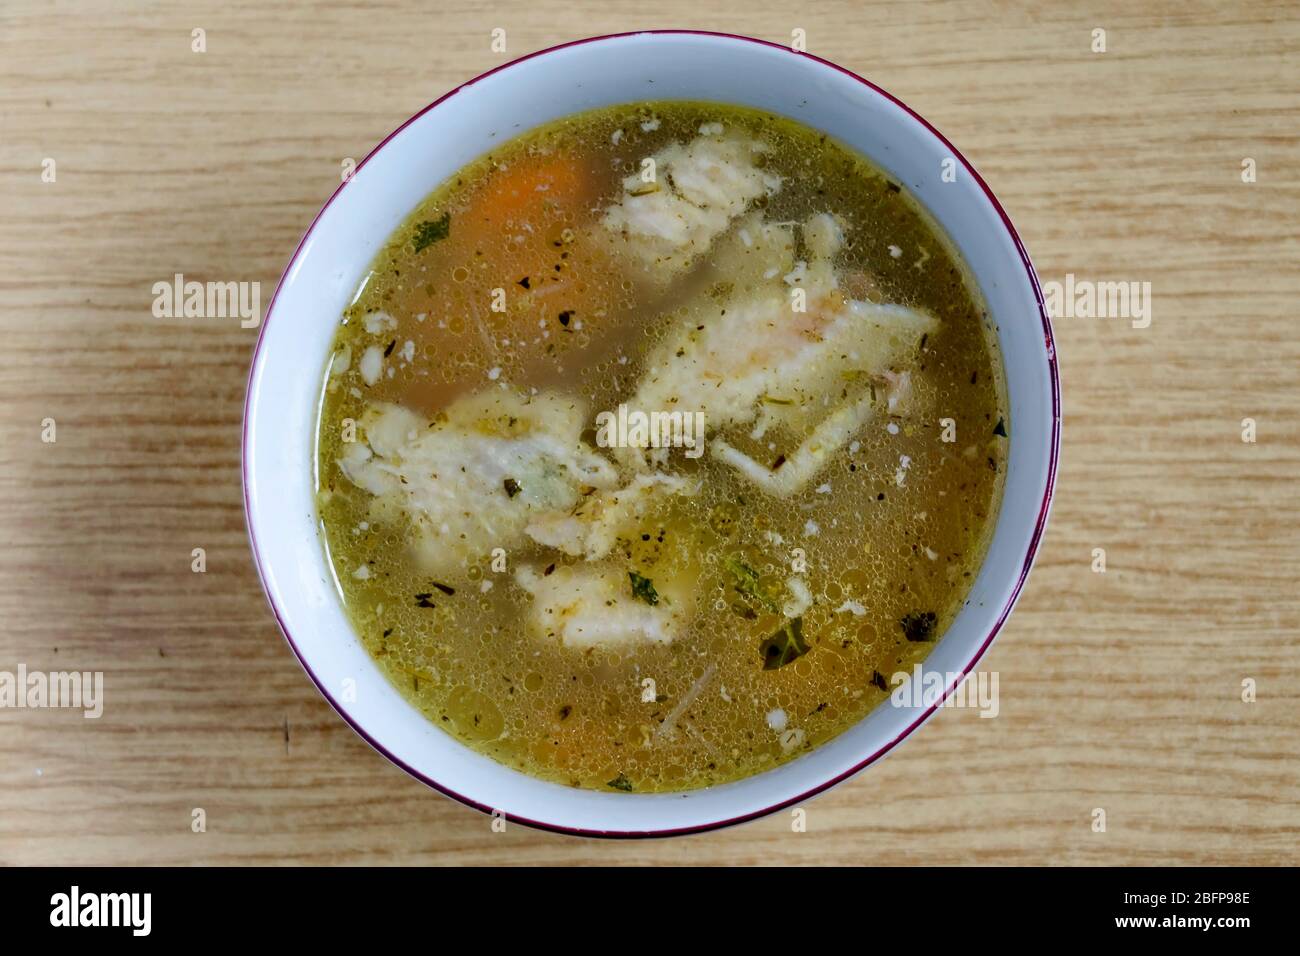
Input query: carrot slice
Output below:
<box><xmin>462</xmin><ymin>154</ymin><xmax>594</xmax><ymax>232</ymax></box>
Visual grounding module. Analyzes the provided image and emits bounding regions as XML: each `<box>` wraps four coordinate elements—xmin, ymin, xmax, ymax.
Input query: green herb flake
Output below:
<box><xmin>760</xmin><ymin>617</ymin><xmax>810</xmax><ymax>670</ymax></box>
<box><xmin>606</xmin><ymin>773</ymin><xmax>634</xmax><ymax>792</ymax></box>
<box><xmin>725</xmin><ymin>555</ymin><xmax>779</xmax><ymax>613</ymax></box>
<box><xmin>628</xmin><ymin>571</ymin><xmax>659</xmax><ymax>606</ymax></box>
<box><xmin>412</xmin><ymin>212</ymin><xmax>451</xmax><ymax>253</ymax></box>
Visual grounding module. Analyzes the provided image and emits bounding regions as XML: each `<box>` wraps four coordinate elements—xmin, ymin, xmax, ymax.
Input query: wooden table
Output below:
<box><xmin>1</xmin><ymin>1</ymin><xmax>1296</xmax><ymax>865</ymax></box>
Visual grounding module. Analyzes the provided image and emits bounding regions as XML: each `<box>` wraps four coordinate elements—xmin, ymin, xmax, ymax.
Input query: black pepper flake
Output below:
<box><xmin>414</xmin><ymin>593</ymin><xmax>436</xmax><ymax>608</ymax></box>
<box><xmin>517</xmin><ymin>276</ymin><xmax>531</xmax><ymax>289</ymax></box>
<box><xmin>544</xmin><ymin>563</ymin><xmax>556</xmax><ymax>576</ymax></box>
<box><xmin>383</xmin><ymin>339</ymin><xmax>395</xmax><ymax>357</ymax></box>
<box><xmin>557</xmin><ymin>310</ymin><xmax>573</xmax><ymax>327</ymax></box>
<box><xmin>503</xmin><ymin>477</ymin><xmax>521</xmax><ymax>498</ymax></box>
<box><xmin>430</xmin><ymin>581</ymin><xmax>455</xmax><ymax>596</ymax></box>
<box><xmin>993</xmin><ymin>417</ymin><xmax>1008</xmax><ymax>437</ymax></box>
<box><xmin>871</xmin><ymin>670</ymin><xmax>889</xmax><ymax>691</ymax></box>
<box><xmin>900</xmin><ymin>611</ymin><xmax>938</xmax><ymax>642</ymax></box>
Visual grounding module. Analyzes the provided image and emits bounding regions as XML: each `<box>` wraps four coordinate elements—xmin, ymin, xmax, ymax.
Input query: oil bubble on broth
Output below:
<box><xmin>314</xmin><ymin>101</ymin><xmax>1007</xmax><ymax>793</ymax></box>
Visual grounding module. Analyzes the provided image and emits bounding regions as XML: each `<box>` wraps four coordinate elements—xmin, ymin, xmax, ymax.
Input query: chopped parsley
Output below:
<box><xmin>725</xmin><ymin>555</ymin><xmax>779</xmax><ymax>613</ymax></box>
<box><xmin>412</xmin><ymin>212</ymin><xmax>451</xmax><ymax>252</ymax></box>
<box><xmin>760</xmin><ymin>617</ymin><xmax>810</xmax><ymax>670</ymax></box>
<box><xmin>628</xmin><ymin>571</ymin><xmax>659</xmax><ymax>606</ymax></box>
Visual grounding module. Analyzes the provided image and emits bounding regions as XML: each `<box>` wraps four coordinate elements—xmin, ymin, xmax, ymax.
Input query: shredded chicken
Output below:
<box><xmin>602</xmin><ymin>129</ymin><xmax>781</xmax><ymax>279</ymax></box>
<box><xmin>515</xmin><ymin>562</ymin><xmax>694</xmax><ymax>648</ymax></box>
<box><xmin>623</xmin><ymin>212</ymin><xmax>937</xmax><ymax>494</ymax></box>
<box><xmin>655</xmin><ymin>664</ymin><xmax>717</xmax><ymax>740</ymax></box>
<box><xmin>336</xmin><ymin>389</ymin><xmax>618</xmax><ymax>575</ymax></box>
<box><xmin>524</xmin><ymin>473</ymin><xmax>698</xmax><ymax>560</ymax></box>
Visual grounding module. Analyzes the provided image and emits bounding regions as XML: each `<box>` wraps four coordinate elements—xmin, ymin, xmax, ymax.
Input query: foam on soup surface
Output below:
<box><xmin>314</xmin><ymin>102</ymin><xmax>1007</xmax><ymax>792</ymax></box>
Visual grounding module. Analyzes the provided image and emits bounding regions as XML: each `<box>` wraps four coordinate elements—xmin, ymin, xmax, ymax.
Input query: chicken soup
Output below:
<box><xmin>314</xmin><ymin>101</ymin><xmax>1007</xmax><ymax>792</ymax></box>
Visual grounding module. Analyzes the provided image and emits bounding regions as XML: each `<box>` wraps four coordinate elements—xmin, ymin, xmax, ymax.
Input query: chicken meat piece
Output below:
<box><xmin>514</xmin><ymin>562</ymin><xmax>694</xmax><ymax>648</ymax></box>
<box><xmin>336</xmin><ymin>389</ymin><xmax>619</xmax><ymax>575</ymax></box>
<box><xmin>524</xmin><ymin>472</ymin><xmax>699</xmax><ymax>561</ymax></box>
<box><xmin>601</xmin><ymin>127</ymin><xmax>782</xmax><ymax>281</ymax></box>
<box><xmin>624</xmin><ymin>212</ymin><xmax>938</xmax><ymax>494</ymax></box>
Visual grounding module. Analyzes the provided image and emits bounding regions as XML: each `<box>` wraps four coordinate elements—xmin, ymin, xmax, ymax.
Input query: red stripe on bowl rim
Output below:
<box><xmin>242</xmin><ymin>29</ymin><xmax>1061</xmax><ymax>839</ymax></box>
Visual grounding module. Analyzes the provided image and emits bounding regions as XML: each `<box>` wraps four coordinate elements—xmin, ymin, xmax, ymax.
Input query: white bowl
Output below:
<box><xmin>243</xmin><ymin>30</ymin><xmax>1060</xmax><ymax>837</ymax></box>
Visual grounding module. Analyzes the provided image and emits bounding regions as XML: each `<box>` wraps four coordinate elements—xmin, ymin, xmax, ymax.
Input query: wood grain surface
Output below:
<box><xmin>1</xmin><ymin>0</ymin><xmax>1297</xmax><ymax>866</ymax></box>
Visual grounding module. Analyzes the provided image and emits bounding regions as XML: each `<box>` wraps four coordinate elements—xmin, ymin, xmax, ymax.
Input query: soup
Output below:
<box><xmin>314</xmin><ymin>101</ymin><xmax>1006</xmax><ymax>793</ymax></box>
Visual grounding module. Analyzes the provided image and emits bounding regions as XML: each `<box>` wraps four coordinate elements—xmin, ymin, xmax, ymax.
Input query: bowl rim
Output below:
<box><xmin>242</xmin><ymin>28</ymin><xmax>1061</xmax><ymax>839</ymax></box>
